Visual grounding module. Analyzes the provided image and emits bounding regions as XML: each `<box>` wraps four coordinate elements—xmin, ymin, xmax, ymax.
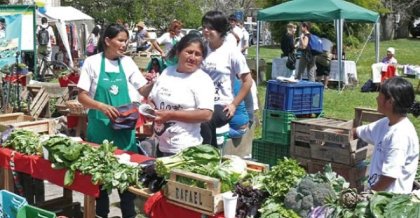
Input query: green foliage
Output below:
<box><xmin>259</xmin><ymin>199</ymin><xmax>300</xmax><ymax>218</ymax></box>
<box><xmin>258</xmin><ymin>158</ymin><xmax>306</xmax><ymax>218</ymax></box>
<box><xmin>344</xmin><ymin>35</ymin><xmax>361</xmax><ymax>48</ymax></box>
<box><xmin>63</xmin><ymin>0</ymin><xmax>203</xmax><ymax>30</ymax></box>
<box><xmin>261</xmin><ymin>157</ymin><xmax>306</xmax><ymax>201</ymax></box>
<box><xmin>3</xmin><ymin>129</ymin><xmax>41</xmax><ymax>155</ymax></box>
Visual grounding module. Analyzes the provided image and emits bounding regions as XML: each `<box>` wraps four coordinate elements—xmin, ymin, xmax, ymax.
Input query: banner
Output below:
<box><xmin>0</xmin><ymin>14</ymin><xmax>22</xmax><ymax>68</ymax></box>
<box><xmin>0</xmin><ymin>5</ymin><xmax>35</xmax><ymax>70</ymax></box>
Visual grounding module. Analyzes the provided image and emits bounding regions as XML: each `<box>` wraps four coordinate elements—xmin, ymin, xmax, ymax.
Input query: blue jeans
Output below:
<box><xmin>96</xmin><ymin>188</ymin><xmax>136</xmax><ymax>218</ymax></box>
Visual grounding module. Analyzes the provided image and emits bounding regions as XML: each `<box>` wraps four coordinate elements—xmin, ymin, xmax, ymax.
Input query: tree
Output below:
<box><xmin>61</xmin><ymin>0</ymin><xmax>203</xmax><ymax>31</ymax></box>
<box><xmin>379</xmin><ymin>0</ymin><xmax>420</xmax><ymax>39</ymax></box>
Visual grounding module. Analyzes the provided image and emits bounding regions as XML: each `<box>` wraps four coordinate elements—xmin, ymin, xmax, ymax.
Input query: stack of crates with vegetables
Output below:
<box><xmin>252</xmin><ymin>80</ymin><xmax>324</xmax><ymax>166</ymax></box>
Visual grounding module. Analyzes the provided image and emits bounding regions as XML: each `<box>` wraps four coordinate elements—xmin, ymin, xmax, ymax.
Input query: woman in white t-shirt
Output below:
<box><xmin>152</xmin><ymin>19</ymin><xmax>184</xmax><ymax>58</ymax></box>
<box><xmin>149</xmin><ymin>33</ymin><xmax>215</xmax><ymax>156</ymax></box>
<box><xmin>200</xmin><ymin>10</ymin><xmax>253</xmax><ymax>146</ymax></box>
<box><xmin>353</xmin><ymin>77</ymin><xmax>420</xmax><ymax>193</ymax></box>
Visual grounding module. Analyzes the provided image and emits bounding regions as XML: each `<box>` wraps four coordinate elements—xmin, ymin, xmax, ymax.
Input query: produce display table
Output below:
<box><xmin>144</xmin><ymin>191</ymin><xmax>225</xmax><ymax>218</ymax></box>
<box><xmin>0</xmin><ymin>147</ymin><xmax>151</xmax><ymax>218</ymax></box>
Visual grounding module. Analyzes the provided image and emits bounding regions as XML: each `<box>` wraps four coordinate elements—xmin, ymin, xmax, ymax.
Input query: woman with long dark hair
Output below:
<box><xmin>77</xmin><ymin>23</ymin><xmax>154</xmax><ymax>218</ymax></box>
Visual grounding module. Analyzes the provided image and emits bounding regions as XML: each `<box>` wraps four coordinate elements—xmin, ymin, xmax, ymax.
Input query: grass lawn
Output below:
<box><xmin>247</xmin><ymin>38</ymin><xmax>420</xmax><ymax>137</ymax></box>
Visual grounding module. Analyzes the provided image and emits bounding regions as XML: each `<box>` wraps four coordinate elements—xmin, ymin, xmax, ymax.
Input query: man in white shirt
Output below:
<box><xmin>36</xmin><ymin>17</ymin><xmax>56</xmax><ymax>62</ymax></box>
<box><xmin>239</xmin><ymin>22</ymin><xmax>249</xmax><ymax>57</ymax></box>
<box><xmin>226</xmin><ymin>15</ymin><xmax>243</xmax><ymax>50</ymax></box>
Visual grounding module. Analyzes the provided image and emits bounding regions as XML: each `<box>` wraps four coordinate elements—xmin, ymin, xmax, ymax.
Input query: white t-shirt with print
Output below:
<box><xmin>201</xmin><ymin>42</ymin><xmax>250</xmax><ymax>106</ymax></box>
<box><xmin>156</xmin><ymin>32</ymin><xmax>184</xmax><ymax>55</ymax></box>
<box><xmin>77</xmin><ymin>53</ymin><xmax>147</xmax><ymax>102</ymax></box>
<box><xmin>356</xmin><ymin>117</ymin><xmax>419</xmax><ymax>194</ymax></box>
<box><xmin>149</xmin><ymin>66</ymin><xmax>215</xmax><ymax>154</ymax></box>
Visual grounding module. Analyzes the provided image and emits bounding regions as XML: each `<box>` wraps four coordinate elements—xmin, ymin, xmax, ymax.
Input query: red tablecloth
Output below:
<box><xmin>144</xmin><ymin>191</ymin><xmax>225</xmax><ymax>218</ymax></box>
<box><xmin>0</xmin><ymin>147</ymin><xmax>152</xmax><ymax>197</ymax></box>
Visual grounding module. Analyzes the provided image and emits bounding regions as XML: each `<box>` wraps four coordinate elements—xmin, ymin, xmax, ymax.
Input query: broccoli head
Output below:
<box><xmin>284</xmin><ymin>176</ymin><xmax>335</xmax><ymax>215</ymax></box>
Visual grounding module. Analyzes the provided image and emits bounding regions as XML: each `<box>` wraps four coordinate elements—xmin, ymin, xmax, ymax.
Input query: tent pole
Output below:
<box><xmin>375</xmin><ymin>21</ymin><xmax>380</xmax><ymax>63</ymax></box>
<box><xmin>33</xmin><ymin>6</ymin><xmax>37</xmax><ymax>79</ymax></box>
<box><xmin>337</xmin><ymin>19</ymin><xmax>344</xmax><ymax>91</ymax></box>
<box><xmin>256</xmin><ymin>21</ymin><xmax>261</xmax><ymax>85</ymax></box>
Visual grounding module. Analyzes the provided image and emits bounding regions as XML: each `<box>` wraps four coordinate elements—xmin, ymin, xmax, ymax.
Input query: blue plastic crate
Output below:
<box><xmin>265</xmin><ymin>80</ymin><xmax>323</xmax><ymax>115</ymax></box>
<box><xmin>0</xmin><ymin>190</ymin><xmax>28</xmax><ymax>218</ymax></box>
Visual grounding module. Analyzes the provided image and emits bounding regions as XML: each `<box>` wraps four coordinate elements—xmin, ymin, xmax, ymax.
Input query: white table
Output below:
<box><xmin>403</xmin><ymin>65</ymin><xmax>420</xmax><ymax>78</ymax></box>
<box><xmin>271</xmin><ymin>57</ymin><xmax>357</xmax><ymax>85</ymax></box>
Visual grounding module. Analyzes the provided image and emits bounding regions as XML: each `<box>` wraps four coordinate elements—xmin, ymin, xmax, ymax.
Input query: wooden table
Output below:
<box><xmin>0</xmin><ymin>148</ymin><xmax>97</xmax><ymax>218</ymax></box>
<box><xmin>0</xmin><ymin>148</ymin><xmax>151</xmax><ymax>217</ymax></box>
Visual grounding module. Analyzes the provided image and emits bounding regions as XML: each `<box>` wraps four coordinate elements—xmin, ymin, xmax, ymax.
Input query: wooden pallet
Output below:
<box><xmin>29</xmin><ymin>87</ymin><xmax>50</xmax><ymax>118</ymax></box>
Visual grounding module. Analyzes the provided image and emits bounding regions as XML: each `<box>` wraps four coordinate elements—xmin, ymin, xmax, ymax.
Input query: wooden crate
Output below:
<box><xmin>310</xmin><ymin>142</ymin><xmax>374</xmax><ymax>165</ymax></box>
<box><xmin>29</xmin><ymin>87</ymin><xmax>50</xmax><ymax>118</ymax></box>
<box><xmin>290</xmin><ymin>118</ymin><xmax>350</xmax><ymax>159</ymax></box>
<box><xmin>1</xmin><ymin>119</ymin><xmax>56</xmax><ymax>135</ymax></box>
<box><xmin>165</xmin><ymin>169</ymin><xmax>224</xmax><ymax>215</ymax></box>
<box><xmin>290</xmin><ymin>128</ymin><xmax>311</xmax><ymax>158</ymax></box>
<box><xmin>291</xmin><ymin>117</ymin><xmax>374</xmax><ymax>166</ymax></box>
<box><xmin>353</xmin><ymin>107</ymin><xmax>385</xmax><ymax>127</ymax></box>
<box><xmin>164</xmin><ymin>160</ymin><xmax>268</xmax><ymax>215</ymax></box>
<box><xmin>309</xmin><ymin>158</ymin><xmax>369</xmax><ymax>192</ymax></box>
<box><xmin>0</xmin><ymin>113</ymin><xmax>34</xmax><ymax>125</ymax></box>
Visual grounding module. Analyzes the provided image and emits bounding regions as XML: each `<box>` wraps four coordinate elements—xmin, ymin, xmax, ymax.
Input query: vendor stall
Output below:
<box><xmin>37</xmin><ymin>6</ymin><xmax>95</xmax><ymax>67</ymax></box>
<box><xmin>0</xmin><ymin>146</ymin><xmax>151</xmax><ymax>218</ymax></box>
<box><xmin>271</xmin><ymin>57</ymin><xmax>357</xmax><ymax>85</ymax></box>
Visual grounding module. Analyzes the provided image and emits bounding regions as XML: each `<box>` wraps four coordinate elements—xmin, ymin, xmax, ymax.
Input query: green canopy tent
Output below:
<box><xmin>256</xmin><ymin>0</ymin><xmax>380</xmax><ymax>89</ymax></box>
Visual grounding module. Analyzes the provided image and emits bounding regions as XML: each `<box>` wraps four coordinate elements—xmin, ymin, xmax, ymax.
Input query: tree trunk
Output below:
<box><xmin>395</xmin><ymin>19</ymin><xmax>410</xmax><ymax>38</ymax></box>
<box><xmin>381</xmin><ymin>14</ymin><xmax>395</xmax><ymax>40</ymax></box>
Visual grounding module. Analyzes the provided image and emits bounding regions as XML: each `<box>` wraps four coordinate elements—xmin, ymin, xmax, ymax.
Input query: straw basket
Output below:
<box><xmin>65</xmin><ymin>100</ymin><xmax>86</xmax><ymax>115</ymax></box>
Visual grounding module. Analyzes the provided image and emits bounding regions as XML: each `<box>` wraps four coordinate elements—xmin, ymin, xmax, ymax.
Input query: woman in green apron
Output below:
<box><xmin>77</xmin><ymin>24</ymin><xmax>154</xmax><ymax>218</ymax></box>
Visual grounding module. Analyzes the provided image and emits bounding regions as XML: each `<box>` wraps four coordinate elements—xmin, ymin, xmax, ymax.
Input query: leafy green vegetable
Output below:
<box><xmin>261</xmin><ymin>157</ymin><xmax>306</xmax><ymax>201</ymax></box>
<box><xmin>370</xmin><ymin>192</ymin><xmax>393</xmax><ymax>218</ymax></box>
<box><xmin>259</xmin><ymin>199</ymin><xmax>300</xmax><ymax>218</ymax></box>
<box><xmin>155</xmin><ymin>144</ymin><xmax>221</xmax><ymax>177</ymax></box>
<box><xmin>71</xmin><ymin>140</ymin><xmax>140</xmax><ymax>193</ymax></box>
<box><xmin>3</xmin><ymin>129</ymin><xmax>41</xmax><ymax>155</ymax></box>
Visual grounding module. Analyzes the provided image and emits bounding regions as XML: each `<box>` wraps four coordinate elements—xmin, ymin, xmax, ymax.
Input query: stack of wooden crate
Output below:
<box><xmin>291</xmin><ymin>107</ymin><xmax>385</xmax><ymax>191</ymax></box>
<box><xmin>252</xmin><ymin>80</ymin><xmax>324</xmax><ymax>166</ymax></box>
